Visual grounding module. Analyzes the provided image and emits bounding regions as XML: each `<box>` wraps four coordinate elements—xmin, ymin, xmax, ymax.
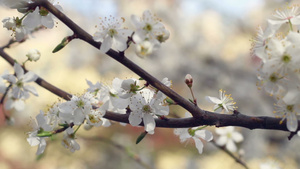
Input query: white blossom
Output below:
<box><xmin>93</xmin><ymin>16</ymin><xmax>132</xmax><ymax>53</ymax></box>
<box><xmin>129</xmin><ymin>88</ymin><xmax>169</xmax><ymax>134</ymax></box>
<box><xmin>206</xmin><ymin>89</ymin><xmax>236</xmax><ymax>113</ymax></box>
<box><xmin>61</xmin><ymin>133</ymin><xmax>80</xmax><ymax>153</ymax></box>
<box><xmin>26</xmin><ymin>111</ymin><xmax>51</xmax><ymax>155</ymax></box>
<box><xmin>174</xmin><ymin>113</ymin><xmax>213</xmax><ymax>154</ymax></box>
<box><xmin>2</xmin><ymin>17</ymin><xmax>29</xmax><ymax>41</ymax></box>
<box><xmin>215</xmin><ymin>126</ymin><xmax>244</xmax><ymax>152</ymax></box>
<box><xmin>3</xmin><ymin>63</ymin><xmax>38</xmax><ymax>99</ymax></box>
<box><xmin>268</xmin><ymin>4</ymin><xmax>300</xmax><ymax>31</ymax></box>
<box><xmin>23</xmin><ymin>2</ymin><xmax>62</xmax><ymax>29</ymax></box>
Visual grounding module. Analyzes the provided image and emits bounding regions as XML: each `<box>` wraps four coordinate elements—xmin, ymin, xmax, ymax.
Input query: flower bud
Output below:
<box><xmin>185</xmin><ymin>74</ymin><xmax>193</xmax><ymax>87</ymax></box>
<box><xmin>26</xmin><ymin>49</ymin><xmax>41</xmax><ymax>62</ymax></box>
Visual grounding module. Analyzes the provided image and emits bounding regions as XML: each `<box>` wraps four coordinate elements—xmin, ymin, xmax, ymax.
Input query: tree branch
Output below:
<box><xmin>0</xmin><ymin>1</ymin><xmax>298</xmax><ymax>133</ymax></box>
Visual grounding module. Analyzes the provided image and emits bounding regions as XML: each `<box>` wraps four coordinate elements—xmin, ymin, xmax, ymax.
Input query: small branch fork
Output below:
<box><xmin>0</xmin><ymin>0</ymin><xmax>298</xmax><ymax>133</ymax></box>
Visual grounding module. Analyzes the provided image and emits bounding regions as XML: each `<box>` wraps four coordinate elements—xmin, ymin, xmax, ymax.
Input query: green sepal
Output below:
<box><xmin>166</xmin><ymin>98</ymin><xmax>175</xmax><ymax>105</ymax></box>
<box><xmin>139</xmin><ymin>77</ymin><xmax>144</xmax><ymax>80</ymax></box>
<box><xmin>36</xmin><ymin>153</ymin><xmax>45</xmax><ymax>161</ymax></box>
<box><xmin>37</xmin><ymin>131</ymin><xmax>52</xmax><ymax>137</ymax></box>
<box><xmin>52</xmin><ymin>37</ymin><xmax>69</xmax><ymax>53</ymax></box>
<box><xmin>136</xmin><ymin>131</ymin><xmax>148</xmax><ymax>144</ymax></box>
<box><xmin>58</xmin><ymin>123</ymin><xmax>69</xmax><ymax>127</ymax></box>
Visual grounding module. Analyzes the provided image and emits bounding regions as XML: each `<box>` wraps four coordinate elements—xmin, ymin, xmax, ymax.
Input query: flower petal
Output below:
<box><xmin>192</xmin><ymin>137</ymin><xmax>204</xmax><ymax>154</ymax></box>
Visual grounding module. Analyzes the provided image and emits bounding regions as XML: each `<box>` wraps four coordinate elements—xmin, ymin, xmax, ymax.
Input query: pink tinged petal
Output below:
<box><xmin>23</xmin><ymin>7</ymin><xmax>41</xmax><ymax>29</ymax></box>
<box><xmin>41</xmin><ymin>15</ymin><xmax>54</xmax><ymax>28</ymax></box>
<box><xmin>195</xmin><ymin>130</ymin><xmax>213</xmax><ymax>142</ymax></box>
<box><xmin>14</xmin><ymin>63</ymin><xmax>24</xmax><ymax>79</ymax></box>
<box><xmin>232</xmin><ymin>132</ymin><xmax>244</xmax><ymax>143</ymax></box>
<box><xmin>216</xmin><ymin>136</ymin><xmax>228</xmax><ymax>146</ymax></box>
<box><xmin>192</xmin><ymin>137</ymin><xmax>204</xmax><ymax>154</ymax></box>
<box><xmin>143</xmin><ymin>113</ymin><xmax>156</xmax><ymax>133</ymax></box>
<box><xmin>24</xmin><ymin>85</ymin><xmax>38</xmax><ymax>96</ymax></box>
<box><xmin>22</xmin><ymin>71</ymin><xmax>37</xmax><ymax>82</ymax></box>
<box><xmin>205</xmin><ymin>96</ymin><xmax>222</xmax><ymax>104</ymax></box>
<box><xmin>129</xmin><ymin>112</ymin><xmax>142</xmax><ymax>126</ymax></box>
<box><xmin>100</xmin><ymin>35</ymin><xmax>113</xmax><ymax>53</ymax></box>
<box><xmin>286</xmin><ymin>112</ymin><xmax>298</xmax><ymax>132</ymax></box>
<box><xmin>226</xmin><ymin>140</ymin><xmax>237</xmax><ymax>152</ymax></box>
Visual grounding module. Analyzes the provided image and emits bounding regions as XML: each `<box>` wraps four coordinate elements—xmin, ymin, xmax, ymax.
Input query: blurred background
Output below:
<box><xmin>0</xmin><ymin>0</ymin><xmax>299</xmax><ymax>168</ymax></box>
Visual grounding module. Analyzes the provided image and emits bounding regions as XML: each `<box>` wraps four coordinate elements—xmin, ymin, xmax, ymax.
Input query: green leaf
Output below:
<box><xmin>136</xmin><ymin>131</ymin><xmax>148</xmax><ymax>144</ymax></box>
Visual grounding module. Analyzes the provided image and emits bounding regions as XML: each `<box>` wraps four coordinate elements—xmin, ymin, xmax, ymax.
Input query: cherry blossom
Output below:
<box><xmin>206</xmin><ymin>89</ymin><xmax>236</xmax><ymax>113</ymax></box>
<box><xmin>3</xmin><ymin>63</ymin><xmax>38</xmax><ymax>99</ymax></box>
<box><xmin>23</xmin><ymin>1</ymin><xmax>62</xmax><ymax>29</ymax></box>
<box><xmin>93</xmin><ymin>16</ymin><xmax>132</xmax><ymax>53</ymax></box>
<box><xmin>215</xmin><ymin>126</ymin><xmax>244</xmax><ymax>152</ymax></box>
<box><xmin>174</xmin><ymin>113</ymin><xmax>213</xmax><ymax>154</ymax></box>
<box><xmin>2</xmin><ymin>17</ymin><xmax>30</xmax><ymax>41</ymax></box>
<box><xmin>129</xmin><ymin>88</ymin><xmax>169</xmax><ymax>134</ymax></box>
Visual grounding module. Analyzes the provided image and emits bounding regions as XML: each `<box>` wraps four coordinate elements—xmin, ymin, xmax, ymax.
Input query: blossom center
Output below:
<box><xmin>269</xmin><ymin>73</ymin><xmax>279</xmax><ymax>83</ymax></box>
<box><xmin>39</xmin><ymin>7</ymin><xmax>49</xmax><ymax>16</ymax></box>
<box><xmin>142</xmin><ymin>105</ymin><xmax>152</xmax><ymax>114</ymax></box>
<box><xmin>286</xmin><ymin>105</ymin><xmax>294</xmax><ymax>112</ymax></box>
<box><xmin>16</xmin><ymin>80</ymin><xmax>24</xmax><ymax>88</ymax></box>
<box><xmin>281</xmin><ymin>54</ymin><xmax>291</xmax><ymax>63</ymax></box>
<box><xmin>188</xmin><ymin>128</ymin><xmax>195</xmax><ymax>136</ymax></box>
<box><xmin>143</xmin><ymin>23</ymin><xmax>152</xmax><ymax>32</ymax></box>
<box><xmin>108</xmin><ymin>29</ymin><xmax>117</xmax><ymax>37</ymax></box>
<box><xmin>77</xmin><ymin>100</ymin><xmax>85</xmax><ymax>108</ymax></box>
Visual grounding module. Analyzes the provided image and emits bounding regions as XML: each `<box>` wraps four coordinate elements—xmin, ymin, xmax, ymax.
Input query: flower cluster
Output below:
<box><xmin>93</xmin><ymin>10</ymin><xmax>170</xmax><ymax>57</ymax></box>
<box><xmin>26</xmin><ymin>77</ymin><xmax>170</xmax><ymax>154</ymax></box>
<box><xmin>2</xmin><ymin>0</ymin><xmax>62</xmax><ymax>41</ymax></box>
<box><xmin>252</xmin><ymin>4</ymin><xmax>300</xmax><ymax>132</ymax></box>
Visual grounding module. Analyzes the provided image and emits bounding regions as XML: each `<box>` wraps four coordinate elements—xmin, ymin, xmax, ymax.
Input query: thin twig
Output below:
<box><xmin>81</xmin><ymin>136</ymin><xmax>153</xmax><ymax>169</ymax></box>
<box><xmin>211</xmin><ymin>140</ymin><xmax>249</xmax><ymax>169</ymax></box>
